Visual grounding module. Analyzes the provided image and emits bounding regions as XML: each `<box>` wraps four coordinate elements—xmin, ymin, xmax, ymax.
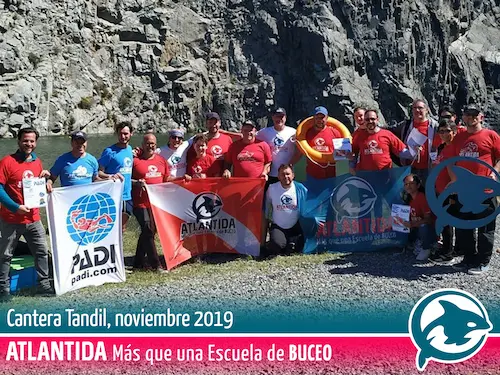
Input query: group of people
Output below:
<box><xmin>0</xmin><ymin>99</ymin><xmax>498</xmax><ymax>300</ymax></box>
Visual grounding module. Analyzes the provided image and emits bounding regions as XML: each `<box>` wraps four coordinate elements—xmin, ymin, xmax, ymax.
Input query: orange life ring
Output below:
<box><xmin>296</xmin><ymin>116</ymin><xmax>351</xmax><ymax>164</ymax></box>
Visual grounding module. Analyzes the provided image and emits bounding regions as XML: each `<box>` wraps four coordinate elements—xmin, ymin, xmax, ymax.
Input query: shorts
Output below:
<box><xmin>122</xmin><ymin>200</ymin><xmax>134</xmax><ymax>217</ymax></box>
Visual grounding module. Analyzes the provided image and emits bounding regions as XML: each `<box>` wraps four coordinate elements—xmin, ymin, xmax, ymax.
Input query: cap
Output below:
<box><xmin>463</xmin><ymin>104</ymin><xmax>481</xmax><ymax>115</ymax></box>
<box><xmin>169</xmin><ymin>129</ymin><xmax>185</xmax><ymax>138</ymax></box>
<box><xmin>205</xmin><ymin>112</ymin><xmax>220</xmax><ymax>121</ymax></box>
<box><xmin>273</xmin><ymin>107</ymin><xmax>286</xmax><ymax>116</ymax></box>
<box><xmin>70</xmin><ymin>130</ymin><xmax>87</xmax><ymax>141</ymax></box>
<box><xmin>314</xmin><ymin>106</ymin><xmax>328</xmax><ymax>116</ymax></box>
<box><xmin>242</xmin><ymin>119</ymin><xmax>260</xmax><ymax>130</ymax></box>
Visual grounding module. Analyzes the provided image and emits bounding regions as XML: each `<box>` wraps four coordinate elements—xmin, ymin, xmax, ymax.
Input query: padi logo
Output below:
<box><xmin>66</xmin><ymin>193</ymin><xmax>117</xmax><ymax>245</ymax></box>
<box><xmin>330</xmin><ymin>177</ymin><xmax>377</xmax><ymax>223</ymax></box>
<box><xmin>409</xmin><ymin>289</ymin><xmax>492</xmax><ymax>371</ymax></box>
<box><xmin>192</xmin><ymin>192</ymin><xmax>223</xmax><ymax>222</ymax></box>
<box><xmin>425</xmin><ymin>156</ymin><xmax>500</xmax><ymax>235</ymax></box>
<box><xmin>273</xmin><ymin>136</ymin><xmax>285</xmax><ymax>147</ymax></box>
<box><xmin>181</xmin><ymin>192</ymin><xmax>236</xmax><ymax>239</ymax></box>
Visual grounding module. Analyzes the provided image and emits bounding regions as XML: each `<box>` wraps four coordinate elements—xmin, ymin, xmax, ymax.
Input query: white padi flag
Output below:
<box><xmin>47</xmin><ymin>180</ymin><xmax>126</xmax><ymax>295</ymax></box>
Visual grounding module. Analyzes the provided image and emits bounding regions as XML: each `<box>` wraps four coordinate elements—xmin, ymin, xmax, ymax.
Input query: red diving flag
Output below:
<box><xmin>146</xmin><ymin>178</ymin><xmax>265</xmax><ymax>269</ymax></box>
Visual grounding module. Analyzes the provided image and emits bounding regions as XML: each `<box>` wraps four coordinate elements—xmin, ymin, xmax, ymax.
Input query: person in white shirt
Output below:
<box><xmin>159</xmin><ymin>129</ymin><xmax>192</xmax><ymax>178</ymax></box>
<box><xmin>265</xmin><ymin>164</ymin><xmax>307</xmax><ymax>256</ymax></box>
<box><xmin>257</xmin><ymin>108</ymin><xmax>301</xmax><ymax>190</ymax></box>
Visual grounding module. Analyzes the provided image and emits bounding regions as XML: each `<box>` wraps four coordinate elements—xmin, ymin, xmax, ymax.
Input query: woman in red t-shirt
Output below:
<box><xmin>429</xmin><ymin>119</ymin><xmax>461</xmax><ymax>264</ymax></box>
<box><xmin>186</xmin><ymin>134</ymin><xmax>219</xmax><ymax>178</ymax></box>
<box><xmin>399</xmin><ymin>174</ymin><xmax>436</xmax><ymax>261</ymax></box>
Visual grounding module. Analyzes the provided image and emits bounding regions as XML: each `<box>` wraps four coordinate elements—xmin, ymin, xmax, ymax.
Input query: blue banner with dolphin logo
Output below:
<box><xmin>301</xmin><ymin>167</ymin><xmax>411</xmax><ymax>253</ymax></box>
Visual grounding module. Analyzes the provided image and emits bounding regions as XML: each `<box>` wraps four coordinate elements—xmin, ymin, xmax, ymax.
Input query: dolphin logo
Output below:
<box><xmin>330</xmin><ymin>177</ymin><xmax>377</xmax><ymax>222</ymax></box>
<box><xmin>281</xmin><ymin>195</ymin><xmax>293</xmax><ymax>205</ymax></box>
<box><xmin>410</xmin><ymin>289</ymin><xmax>492</xmax><ymax>371</ymax></box>
<box><xmin>274</xmin><ymin>136</ymin><xmax>285</xmax><ymax>147</ymax></box>
<box><xmin>124</xmin><ymin>157</ymin><xmax>132</xmax><ymax>167</ymax></box>
<box><xmin>192</xmin><ymin>192</ymin><xmax>223</xmax><ymax>222</ymax></box>
<box><xmin>171</xmin><ymin>156</ymin><xmax>181</xmax><ymax>165</ymax></box>
<box><xmin>22</xmin><ymin>170</ymin><xmax>34</xmax><ymax>179</ymax></box>
<box><xmin>425</xmin><ymin>156</ymin><xmax>500</xmax><ymax>235</ymax></box>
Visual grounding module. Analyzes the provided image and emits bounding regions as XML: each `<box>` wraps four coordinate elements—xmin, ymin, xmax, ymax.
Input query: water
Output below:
<box><xmin>0</xmin><ymin>133</ymin><xmax>334</xmax><ymax>182</ymax></box>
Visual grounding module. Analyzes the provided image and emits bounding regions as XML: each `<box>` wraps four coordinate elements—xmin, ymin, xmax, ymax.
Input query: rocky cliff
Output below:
<box><xmin>1</xmin><ymin>0</ymin><xmax>499</xmax><ymax>137</ymax></box>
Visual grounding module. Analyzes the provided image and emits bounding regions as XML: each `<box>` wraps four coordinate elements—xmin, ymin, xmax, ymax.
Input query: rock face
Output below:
<box><xmin>0</xmin><ymin>0</ymin><xmax>499</xmax><ymax>137</ymax></box>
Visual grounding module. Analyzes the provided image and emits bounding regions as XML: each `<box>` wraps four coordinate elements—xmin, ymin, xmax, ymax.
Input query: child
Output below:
<box><xmin>186</xmin><ymin>134</ymin><xmax>219</xmax><ymax>178</ymax></box>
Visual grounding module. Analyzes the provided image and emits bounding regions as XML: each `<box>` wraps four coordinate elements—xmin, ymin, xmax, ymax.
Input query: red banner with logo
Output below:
<box><xmin>146</xmin><ymin>178</ymin><xmax>265</xmax><ymax>270</ymax></box>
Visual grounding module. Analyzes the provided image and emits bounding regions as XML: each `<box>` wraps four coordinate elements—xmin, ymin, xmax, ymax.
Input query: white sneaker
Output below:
<box><xmin>416</xmin><ymin>248</ymin><xmax>431</xmax><ymax>261</ymax></box>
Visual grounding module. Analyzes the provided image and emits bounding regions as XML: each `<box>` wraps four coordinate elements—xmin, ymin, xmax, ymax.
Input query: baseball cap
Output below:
<box><xmin>314</xmin><ymin>106</ymin><xmax>328</xmax><ymax>116</ymax></box>
<box><xmin>205</xmin><ymin>112</ymin><xmax>220</xmax><ymax>121</ymax></box>
<box><xmin>273</xmin><ymin>107</ymin><xmax>286</xmax><ymax>116</ymax></box>
<box><xmin>169</xmin><ymin>129</ymin><xmax>185</xmax><ymax>138</ymax></box>
<box><xmin>463</xmin><ymin>104</ymin><xmax>481</xmax><ymax>116</ymax></box>
<box><xmin>242</xmin><ymin>119</ymin><xmax>260</xmax><ymax>130</ymax></box>
<box><xmin>70</xmin><ymin>130</ymin><xmax>87</xmax><ymax>141</ymax></box>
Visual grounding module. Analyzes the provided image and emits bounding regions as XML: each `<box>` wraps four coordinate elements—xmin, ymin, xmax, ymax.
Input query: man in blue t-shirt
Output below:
<box><xmin>98</xmin><ymin>122</ymin><xmax>134</xmax><ymax>230</ymax></box>
<box><xmin>47</xmin><ymin>131</ymin><xmax>100</xmax><ymax>190</ymax></box>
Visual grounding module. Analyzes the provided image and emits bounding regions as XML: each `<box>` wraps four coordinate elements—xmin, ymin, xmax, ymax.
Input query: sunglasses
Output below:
<box><xmin>440</xmin><ymin>114</ymin><xmax>452</xmax><ymax>119</ymax></box>
<box><xmin>438</xmin><ymin>129</ymin><xmax>452</xmax><ymax>134</ymax></box>
<box><xmin>464</xmin><ymin>111</ymin><xmax>480</xmax><ymax>116</ymax></box>
<box><xmin>170</xmin><ymin>136</ymin><xmax>183</xmax><ymax>140</ymax></box>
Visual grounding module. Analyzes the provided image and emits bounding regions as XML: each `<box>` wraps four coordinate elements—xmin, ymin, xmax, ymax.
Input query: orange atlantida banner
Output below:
<box><xmin>146</xmin><ymin>178</ymin><xmax>265</xmax><ymax>270</ymax></box>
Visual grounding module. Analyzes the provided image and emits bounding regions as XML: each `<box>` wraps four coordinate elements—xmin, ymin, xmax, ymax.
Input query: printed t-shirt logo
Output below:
<box><xmin>237</xmin><ymin>151</ymin><xmax>255</xmax><ymax>161</ymax></box>
<box><xmin>211</xmin><ymin>145</ymin><xmax>223</xmax><ymax>158</ymax></box>
<box><xmin>364</xmin><ymin>139</ymin><xmax>382</xmax><ymax>155</ymax></box>
<box><xmin>146</xmin><ymin>165</ymin><xmax>161</xmax><ymax>178</ymax></box>
<box><xmin>459</xmin><ymin>142</ymin><xmax>479</xmax><ymax>158</ymax></box>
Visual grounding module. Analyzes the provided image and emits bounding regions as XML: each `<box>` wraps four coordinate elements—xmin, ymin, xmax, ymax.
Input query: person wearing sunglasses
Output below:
<box><xmin>429</xmin><ymin>119</ymin><xmax>461</xmax><ymax>265</ymax></box>
<box><xmin>159</xmin><ymin>129</ymin><xmax>191</xmax><ymax>178</ymax></box>
<box><xmin>448</xmin><ymin>104</ymin><xmax>500</xmax><ymax>275</ymax></box>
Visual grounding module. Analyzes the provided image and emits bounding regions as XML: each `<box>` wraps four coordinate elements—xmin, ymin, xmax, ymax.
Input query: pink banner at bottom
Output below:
<box><xmin>0</xmin><ymin>336</ymin><xmax>499</xmax><ymax>374</ymax></box>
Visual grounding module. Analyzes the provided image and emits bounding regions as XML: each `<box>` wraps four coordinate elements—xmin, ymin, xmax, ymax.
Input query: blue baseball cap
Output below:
<box><xmin>314</xmin><ymin>106</ymin><xmax>328</xmax><ymax>116</ymax></box>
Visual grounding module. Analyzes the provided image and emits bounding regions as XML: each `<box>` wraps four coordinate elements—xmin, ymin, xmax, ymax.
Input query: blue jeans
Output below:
<box><xmin>409</xmin><ymin>224</ymin><xmax>436</xmax><ymax>250</ymax></box>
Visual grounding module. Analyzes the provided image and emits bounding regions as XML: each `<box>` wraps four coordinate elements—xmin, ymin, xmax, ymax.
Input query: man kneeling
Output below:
<box><xmin>265</xmin><ymin>164</ymin><xmax>307</xmax><ymax>255</ymax></box>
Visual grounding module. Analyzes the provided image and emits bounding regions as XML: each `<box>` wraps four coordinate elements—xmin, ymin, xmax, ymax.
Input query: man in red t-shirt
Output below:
<box><xmin>447</xmin><ymin>104</ymin><xmax>500</xmax><ymax>275</ymax></box>
<box><xmin>223</xmin><ymin>120</ymin><xmax>272</xmax><ymax>178</ymax></box>
<box><xmin>186</xmin><ymin>134</ymin><xmax>219</xmax><ymax>178</ymax></box>
<box><xmin>351</xmin><ymin>109</ymin><xmax>410</xmax><ymax>171</ymax></box>
<box><xmin>131</xmin><ymin>134</ymin><xmax>171</xmax><ymax>273</ymax></box>
<box><xmin>0</xmin><ymin>128</ymin><xmax>53</xmax><ymax>298</ymax></box>
<box><xmin>187</xmin><ymin>112</ymin><xmax>235</xmax><ymax>176</ymax></box>
<box><xmin>304</xmin><ymin>106</ymin><xmax>342</xmax><ymax>179</ymax></box>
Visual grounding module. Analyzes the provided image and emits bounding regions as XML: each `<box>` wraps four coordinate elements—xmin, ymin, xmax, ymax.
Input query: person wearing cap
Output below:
<box><xmin>0</xmin><ymin>127</ymin><xmax>54</xmax><ymax>299</ymax></box>
<box><xmin>391</xmin><ymin>99</ymin><xmax>439</xmax><ymax>184</ymax></box>
<box><xmin>223</xmin><ymin>120</ymin><xmax>272</xmax><ymax>178</ymax></box>
<box><xmin>304</xmin><ymin>106</ymin><xmax>342</xmax><ymax>179</ymax></box>
<box><xmin>47</xmin><ymin>130</ymin><xmax>101</xmax><ymax>190</ymax></box>
<box><xmin>448</xmin><ymin>104</ymin><xmax>500</xmax><ymax>275</ymax></box>
<box><xmin>98</xmin><ymin>121</ymin><xmax>134</xmax><ymax>231</ymax></box>
<box><xmin>158</xmin><ymin>129</ymin><xmax>192</xmax><ymax>178</ymax></box>
<box><xmin>186</xmin><ymin>112</ymin><xmax>235</xmax><ymax>176</ymax></box>
<box><xmin>256</xmin><ymin>107</ymin><xmax>300</xmax><ymax>188</ymax></box>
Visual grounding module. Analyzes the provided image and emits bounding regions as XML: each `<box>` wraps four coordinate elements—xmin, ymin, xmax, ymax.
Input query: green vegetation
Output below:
<box><xmin>119</xmin><ymin>86</ymin><xmax>134</xmax><ymax>111</ymax></box>
<box><xmin>94</xmin><ymin>82</ymin><xmax>113</xmax><ymax>102</ymax></box>
<box><xmin>78</xmin><ymin>96</ymin><xmax>93</xmax><ymax>110</ymax></box>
